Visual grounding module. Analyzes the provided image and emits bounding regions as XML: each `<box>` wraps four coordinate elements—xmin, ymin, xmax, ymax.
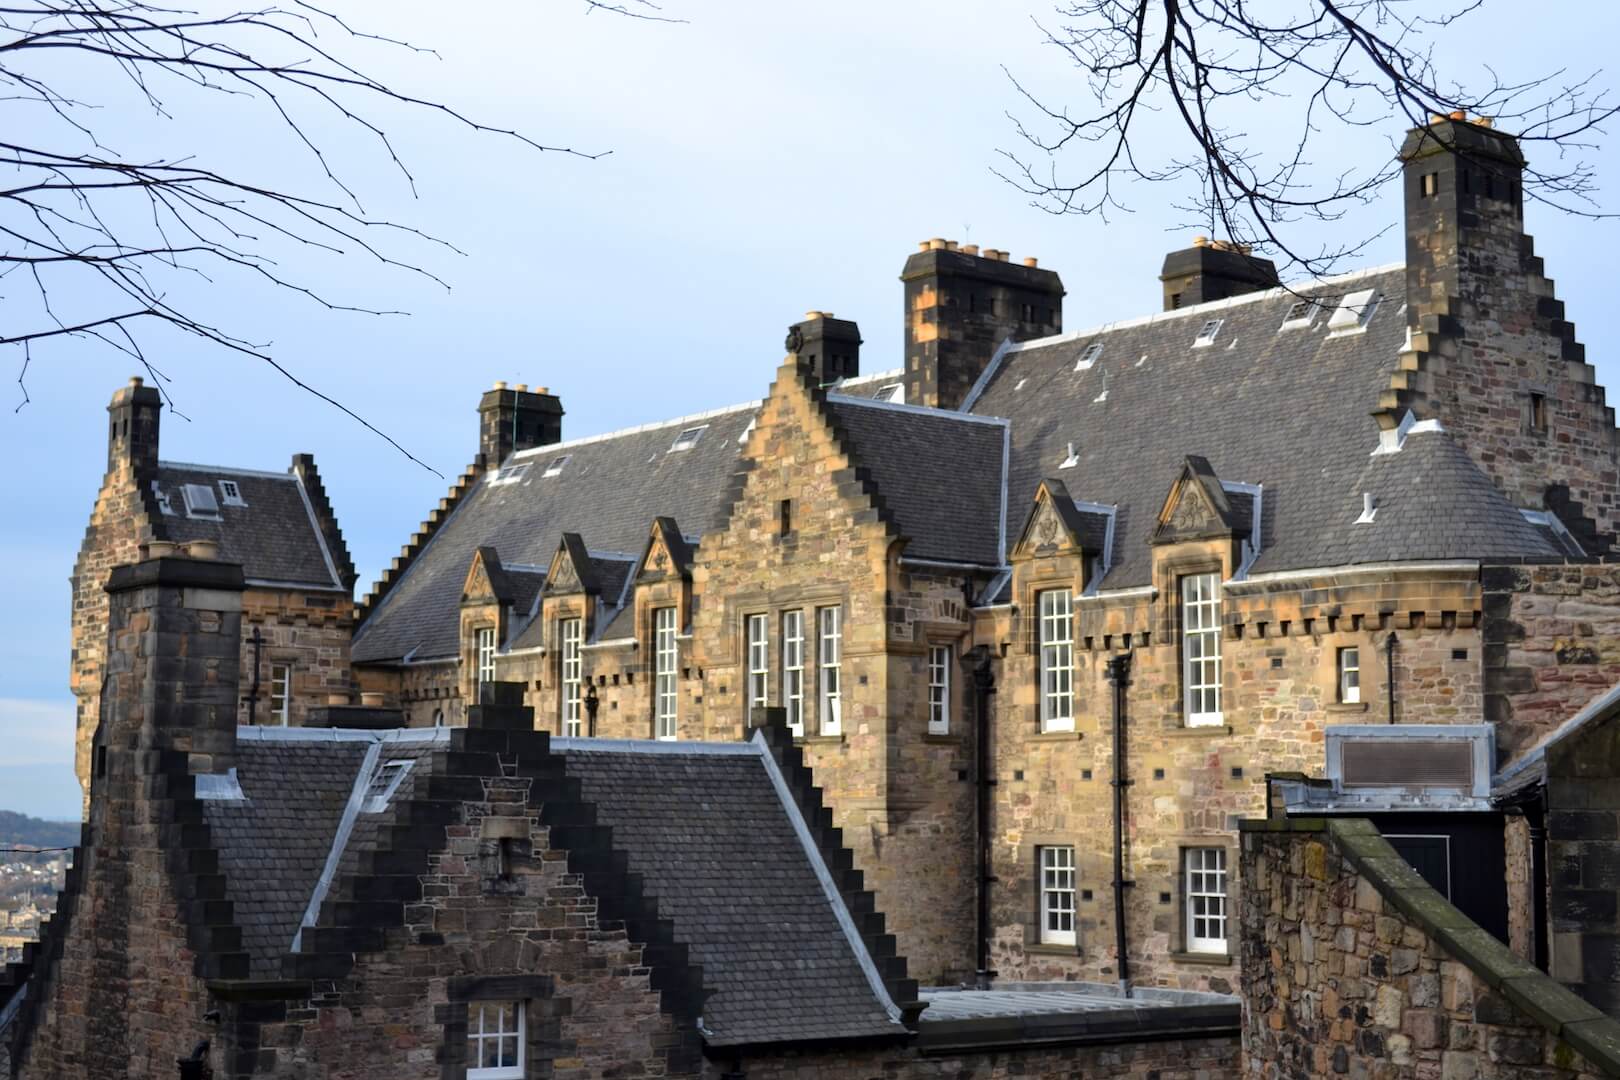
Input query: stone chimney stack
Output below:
<box><xmin>901</xmin><ymin>239</ymin><xmax>1065</xmax><ymax>410</ymax></box>
<box><xmin>478</xmin><ymin>381</ymin><xmax>564</xmax><ymax>465</ymax></box>
<box><xmin>106</xmin><ymin>375</ymin><xmax>162</xmax><ymax>478</ymax></box>
<box><xmin>1158</xmin><ymin>238</ymin><xmax>1280</xmax><ymax>311</ymax></box>
<box><xmin>99</xmin><ymin>544</ymin><xmax>245</xmax><ymax>783</ymax></box>
<box><xmin>787</xmin><ymin>311</ymin><xmax>862</xmax><ymax>387</ymax></box>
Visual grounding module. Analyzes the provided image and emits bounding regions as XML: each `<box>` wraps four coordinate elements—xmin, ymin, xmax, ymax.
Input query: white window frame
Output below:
<box><xmin>1038</xmin><ymin>588</ymin><xmax>1074</xmax><ymax>731</ymax></box>
<box><xmin>361</xmin><ymin>760</ymin><xmax>413</xmax><ymax>814</ymax></box>
<box><xmin>669</xmin><ymin>425</ymin><xmax>708</xmax><ymax>452</ymax></box>
<box><xmin>1181</xmin><ymin>573</ymin><xmax>1223</xmax><ymax>725</ymax></box>
<box><xmin>1039</xmin><ymin>845</ymin><xmax>1077</xmax><ymax>946</ymax></box>
<box><xmin>746</xmin><ymin>613</ymin><xmax>770</xmax><ymax>719</ymax></box>
<box><xmin>818</xmin><ymin>606</ymin><xmax>842</xmax><ymax>736</ymax></box>
<box><xmin>654</xmin><ymin>607</ymin><xmax>678</xmax><ymax>740</ymax></box>
<box><xmin>1075</xmin><ymin>342</ymin><xmax>1103</xmax><ymax>370</ymax></box>
<box><xmin>181</xmin><ymin>482</ymin><xmax>221</xmax><ymax>520</ymax></box>
<box><xmin>217</xmin><ymin>478</ymin><xmax>247</xmax><ymax>506</ymax></box>
<box><xmin>874</xmin><ymin>383</ymin><xmax>904</xmax><ymax>403</ymax></box>
<box><xmin>1339</xmin><ymin>646</ymin><xmax>1361</xmax><ymax>704</ymax></box>
<box><xmin>475</xmin><ymin>627</ymin><xmax>498</xmax><ymax>699</ymax></box>
<box><xmin>1327</xmin><ymin>288</ymin><xmax>1381</xmax><ymax>335</ymax></box>
<box><xmin>928</xmin><ymin>645</ymin><xmax>951</xmax><ymax>735</ymax></box>
<box><xmin>467</xmin><ymin>1000</ymin><xmax>525</xmax><ymax>1079</ymax></box>
<box><xmin>267</xmin><ymin>662</ymin><xmax>291</xmax><ymax>726</ymax></box>
<box><xmin>1192</xmin><ymin>319</ymin><xmax>1223</xmax><ymax>347</ymax></box>
<box><xmin>542</xmin><ymin>455</ymin><xmax>570</xmax><ymax>478</ymax></box>
<box><xmin>782</xmin><ymin>610</ymin><xmax>805</xmax><ymax>736</ymax></box>
<box><xmin>560</xmin><ymin>617</ymin><xmax>583</xmax><ymax>736</ymax></box>
<box><xmin>1185</xmin><ymin>847</ymin><xmax>1229</xmax><ymax>954</ymax></box>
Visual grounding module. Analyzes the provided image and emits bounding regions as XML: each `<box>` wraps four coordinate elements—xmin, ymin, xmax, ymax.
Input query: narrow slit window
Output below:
<box><xmin>1038</xmin><ymin>588</ymin><xmax>1075</xmax><ymax>731</ymax></box>
<box><xmin>818</xmin><ymin>606</ymin><xmax>842</xmax><ymax>736</ymax></box>
<box><xmin>1338</xmin><ymin>646</ymin><xmax>1361</xmax><ymax>705</ymax></box>
<box><xmin>560</xmin><ymin>617</ymin><xmax>583</xmax><ymax>736</ymax></box>
<box><xmin>267</xmin><ymin>662</ymin><xmax>291</xmax><ymax>726</ymax></box>
<box><xmin>780</xmin><ymin>498</ymin><xmax>793</xmax><ymax>538</ymax></box>
<box><xmin>475</xmin><ymin>627</ymin><xmax>498</xmax><ymax>699</ymax></box>
<box><xmin>1185</xmin><ymin>847</ymin><xmax>1228</xmax><ymax>953</ymax></box>
<box><xmin>746</xmin><ymin>614</ymin><xmax>770</xmax><ymax>720</ymax></box>
<box><xmin>654</xmin><ymin>607</ymin><xmax>678</xmax><ymax>740</ymax></box>
<box><xmin>781</xmin><ymin>610</ymin><xmax>805</xmax><ymax>736</ymax></box>
<box><xmin>928</xmin><ymin>645</ymin><xmax>951</xmax><ymax>735</ymax></box>
<box><xmin>1040</xmin><ymin>846</ymin><xmax>1077</xmax><ymax>946</ymax></box>
<box><xmin>1181</xmin><ymin>573</ymin><xmax>1222</xmax><ymax>725</ymax></box>
<box><xmin>1421</xmin><ymin>172</ymin><xmax>1439</xmax><ymax>197</ymax></box>
<box><xmin>1529</xmin><ymin>392</ymin><xmax>1548</xmax><ymax>434</ymax></box>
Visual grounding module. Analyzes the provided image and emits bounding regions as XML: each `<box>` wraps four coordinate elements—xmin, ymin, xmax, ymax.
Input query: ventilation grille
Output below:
<box><xmin>1339</xmin><ymin>739</ymin><xmax>1474</xmax><ymax>788</ymax></box>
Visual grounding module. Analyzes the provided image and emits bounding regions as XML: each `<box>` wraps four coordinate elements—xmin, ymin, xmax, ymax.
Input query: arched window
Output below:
<box><xmin>432</xmin><ymin>708</ymin><xmax>445</xmax><ymax>728</ymax></box>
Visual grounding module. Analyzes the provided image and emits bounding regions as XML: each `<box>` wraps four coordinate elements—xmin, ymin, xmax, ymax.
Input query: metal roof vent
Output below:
<box><xmin>181</xmin><ymin>483</ymin><xmax>221</xmax><ymax>520</ymax></box>
<box><xmin>1326</xmin><ymin>724</ymin><xmax>1493</xmax><ymax>798</ymax></box>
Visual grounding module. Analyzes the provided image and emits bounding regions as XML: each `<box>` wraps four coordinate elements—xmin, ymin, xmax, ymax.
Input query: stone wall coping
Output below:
<box><xmin>105</xmin><ymin>555</ymin><xmax>246</xmax><ymax>594</ymax></box>
<box><xmin>1243</xmin><ymin>813</ymin><xmax>1620</xmax><ymax>1076</ymax></box>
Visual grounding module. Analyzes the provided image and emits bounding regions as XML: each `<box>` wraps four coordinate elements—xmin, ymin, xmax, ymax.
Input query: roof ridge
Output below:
<box><xmin>998</xmin><ymin>261</ymin><xmax>1406</xmax><ymax>357</ymax></box>
<box><xmin>157</xmin><ymin>459</ymin><xmax>298</xmax><ymax>481</ymax></box>
<box><xmin>508</xmin><ymin>399</ymin><xmax>761</xmax><ymax>462</ymax></box>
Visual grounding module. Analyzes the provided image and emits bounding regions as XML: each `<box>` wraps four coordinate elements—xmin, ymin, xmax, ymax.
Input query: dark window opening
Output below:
<box><xmin>1170</xmin><ymin>292</ymin><xmax>1183</xmax><ymax>310</ymax></box>
<box><xmin>779</xmin><ymin>498</ymin><xmax>793</xmax><ymax>537</ymax></box>
<box><xmin>1451</xmin><ymin>648</ymin><xmax>1469</xmax><ymax>662</ymax></box>
<box><xmin>95</xmin><ymin>745</ymin><xmax>107</xmax><ymax>778</ymax></box>
<box><xmin>1461</xmin><ymin>170</ymin><xmax>1472</xmax><ymax>195</ymax></box>
<box><xmin>1530</xmin><ymin>391</ymin><xmax>1548</xmax><ymax>433</ymax></box>
<box><xmin>1421</xmin><ymin>172</ymin><xmax>1439</xmax><ymax>197</ymax></box>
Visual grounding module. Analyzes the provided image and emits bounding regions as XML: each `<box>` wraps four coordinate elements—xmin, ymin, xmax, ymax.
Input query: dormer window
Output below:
<box><xmin>542</xmin><ymin>455</ymin><xmax>570</xmax><ymax>478</ymax></box>
<box><xmin>1279</xmin><ymin>299</ymin><xmax>1317</xmax><ymax>330</ymax></box>
<box><xmin>361</xmin><ymin>760</ymin><xmax>412</xmax><ymax>813</ymax></box>
<box><xmin>1327</xmin><ymin>289</ymin><xmax>1381</xmax><ymax>335</ymax></box>
<box><xmin>1075</xmin><ymin>342</ymin><xmax>1104</xmax><ymax>370</ymax></box>
<box><xmin>181</xmin><ymin>483</ymin><xmax>221</xmax><ymax>520</ymax></box>
<box><xmin>1192</xmin><ymin>319</ymin><xmax>1223</xmax><ymax>348</ymax></box>
<box><xmin>669</xmin><ymin>425</ymin><xmax>708</xmax><ymax>452</ymax></box>
<box><xmin>217</xmin><ymin>479</ymin><xmax>246</xmax><ymax>507</ymax></box>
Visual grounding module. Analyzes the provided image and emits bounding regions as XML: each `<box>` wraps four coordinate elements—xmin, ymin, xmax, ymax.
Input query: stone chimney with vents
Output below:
<box><xmin>1395</xmin><ymin>113</ymin><xmax>1618</xmax><ymax>550</ymax></box>
<box><xmin>1158</xmin><ymin>238</ymin><xmax>1280</xmax><ymax>311</ymax></box>
<box><xmin>787</xmin><ymin>311</ymin><xmax>862</xmax><ymax>387</ymax></box>
<box><xmin>478</xmin><ymin>381</ymin><xmax>564</xmax><ymax>464</ymax></box>
<box><xmin>106</xmin><ymin>375</ymin><xmax>162</xmax><ymax>478</ymax></box>
<box><xmin>902</xmin><ymin>238</ymin><xmax>1065</xmax><ymax>410</ymax></box>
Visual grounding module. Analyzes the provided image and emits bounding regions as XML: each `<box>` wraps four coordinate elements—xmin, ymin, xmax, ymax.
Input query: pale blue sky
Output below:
<box><xmin>2</xmin><ymin>1</ymin><xmax>1616</xmax><ymax>818</ymax></box>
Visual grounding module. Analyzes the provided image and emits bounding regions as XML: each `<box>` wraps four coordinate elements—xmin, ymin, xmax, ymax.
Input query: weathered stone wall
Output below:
<box><xmin>236</xmin><ymin>587</ymin><xmax>354</xmax><ymax>725</ymax></box>
<box><xmin>725</xmin><ymin>1034</ymin><xmax>1239</xmax><ymax>1080</ymax></box>
<box><xmin>1484</xmin><ymin>562</ymin><xmax>1620</xmax><ymax>763</ymax></box>
<box><xmin>1545</xmin><ymin>699</ymin><xmax>1620</xmax><ymax>1016</ymax></box>
<box><xmin>987</xmin><ymin>558</ymin><xmax>1486</xmax><ymax>991</ymax></box>
<box><xmin>1241</xmin><ymin>816</ymin><xmax>1620</xmax><ymax>1079</ymax></box>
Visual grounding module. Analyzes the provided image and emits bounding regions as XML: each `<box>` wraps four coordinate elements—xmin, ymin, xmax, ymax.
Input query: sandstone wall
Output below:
<box><xmin>236</xmin><ymin>587</ymin><xmax>354</xmax><ymax>725</ymax></box>
<box><xmin>1240</xmin><ymin>816</ymin><xmax>1620</xmax><ymax>1079</ymax></box>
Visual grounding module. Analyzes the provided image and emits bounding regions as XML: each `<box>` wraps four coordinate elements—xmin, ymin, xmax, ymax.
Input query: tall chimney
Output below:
<box><xmin>787</xmin><ymin>312</ymin><xmax>862</xmax><ymax>387</ymax></box>
<box><xmin>901</xmin><ymin>241</ymin><xmax>1065</xmax><ymax>410</ymax></box>
<box><xmin>1158</xmin><ymin>238</ymin><xmax>1279</xmax><ymax>311</ymax></box>
<box><xmin>107</xmin><ymin>375</ymin><xmax>162</xmax><ymax>478</ymax></box>
<box><xmin>478</xmin><ymin>383</ymin><xmax>564</xmax><ymax>464</ymax></box>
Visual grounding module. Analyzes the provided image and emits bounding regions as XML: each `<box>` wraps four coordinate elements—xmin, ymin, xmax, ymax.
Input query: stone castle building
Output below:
<box><xmin>24</xmin><ymin>112</ymin><xmax>1620</xmax><ymax>1078</ymax></box>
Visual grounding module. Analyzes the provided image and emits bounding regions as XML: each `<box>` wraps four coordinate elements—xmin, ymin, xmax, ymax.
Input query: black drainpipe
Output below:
<box><xmin>1107</xmin><ymin>649</ymin><xmax>1134</xmax><ymax>997</ymax></box>
<box><xmin>1385</xmin><ymin>631</ymin><xmax>1399</xmax><ymax>724</ymax></box>
<box><xmin>969</xmin><ymin>646</ymin><xmax>997</xmax><ymax>989</ymax></box>
<box><xmin>1527</xmin><ymin>798</ymin><xmax>1550</xmax><ymax>972</ymax></box>
<box><xmin>245</xmin><ymin>626</ymin><xmax>263</xmax><ymax>727</ymax></box>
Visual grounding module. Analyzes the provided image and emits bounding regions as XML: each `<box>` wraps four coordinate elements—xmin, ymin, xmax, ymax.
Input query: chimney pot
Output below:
<box><xmin>945</xmin><ymin>240</ymin><xmax>959</xmax><ymax>252</ymax></box>
<box><xmin>514</xmin><ymin>383</ymin><xmax>528</xmax><ymax>392</ymax></box>
<box><xmin>918</xmin><ymin>241</ymin><xmax>931</xmax><ymax>252</ymax></box>
<box><xmin>928</xmin><ymin>237</ymin><xmax>947</xmax><ymax>251</ymax></box>
<box><xmin>493</xmin><ymin>380</ymin><xmax>507</xmax><ymax>391</ymax></box>
<box><xmin>1193</xmin><ymin>235</ymin><xmax>1210</xmax><ymax>247</ymax></box>
<box><xmin>962</xmin><ymin>244</ymin><xmax>980</xmax><ymax>256</ymax></box>
<box><xmin>1023</xmin><ymin>257</ymin><xmax>1038</xmax><ymax>268</ymax></box>
<box><xmin>129</xmin><ymin>376</ymin><xmax>144</xmax><ymax>388</ymax></box>
<box><xmin>996</xmin><ymin>251</ymin><xmax>1010</xmax><ymax>262</ymax></box>
<box><xmin>1449</xmin><ymin>109</ymin><xmax>1466</xmax><ymax>121</ymax></box>
<box><xmin>535</xmin><ymin>386</ymin><xmax>550</xmax><ymax>394</ymax></box>
<box><xmin>184</xmin><ymin>539</ymin><xmax>220</xmax><ymax>561</ymax></box>
<box><xmin>805</xmin><ymin>310</ymin><xmax>824</xmax><ymax>320</ymax></box>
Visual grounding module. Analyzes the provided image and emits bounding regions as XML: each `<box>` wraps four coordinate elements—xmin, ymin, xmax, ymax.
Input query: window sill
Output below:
<box><xmin>1326</xmin><ymin>702</ymin><xmax>1368</xmax><ymax>714</ymax></box>
<box><xmin>1171</xmin><ymin>950</ymin><xmax>1233</xmax><ymax>967</ymax></box>
<box><xmin>797</xmin><ymin>734</ymin><xmax>846</xmax><ymax>746</ymax></box>
<box><xmin>922</xmin><ymin>733</ymin><xmax>963</xmax><ymax>745</ymax></box>
<box><xmin>1025</xmin><ymin>943</ymin><xmax>1082</xmax><ymax>957</ymax></box>
<box><xmin>1163</xmin><ymin>724</ymin><xmax>1234</xmax><ymax>738</ymax></box>
<box><xmin>1028</xmin><ymin>731</ymin><xmax>1085</xmax><ymax>743</ymax></box>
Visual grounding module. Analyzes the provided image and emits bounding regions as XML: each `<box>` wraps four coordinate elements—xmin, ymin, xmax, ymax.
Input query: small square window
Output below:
<box><xmin>1075</xmin><ymin>342</ymin><xmax>1104</xmax><ymax>370</ymax></box>
<box><xmin>217</xmin><ymin>479</ymin><xmax>247</xmax><ymax>507</ymax></box>
<box><xmin>669</xmin><ymin>425</ymin><xmax>708</xmax><ymax>452</ymax></box>
<box><xmin>542</xmin><ymin>455</ymin><xmax>570</xmax><ymax>478</ymax></box>
<box><xmin>467</xmin><ymin>1000</ymin><xmax>525</xmax><ymax>1079</ymax></box>
<box><xmin>1279</xmin><ymin>299</ymin><xmax>1317</xmax><ymax>330</ymax></box>
<box><xmin>1192</xmin><ymin>319</ymin><xmax>1223</xmax><ymax>347</ymax></box>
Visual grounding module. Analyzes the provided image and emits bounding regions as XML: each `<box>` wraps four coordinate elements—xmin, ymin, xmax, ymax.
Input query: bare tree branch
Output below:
<box><xmin>1000</xmin><ymin>0</ymin><xmax>1616</xmax><ymax>283</ymax></box>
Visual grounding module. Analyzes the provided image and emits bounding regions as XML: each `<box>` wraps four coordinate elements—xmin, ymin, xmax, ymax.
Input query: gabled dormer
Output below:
<box><xmin>459</xmin><ymin>545</ymin><xmax>518</xmax><ymax>706</ymax></box>
<box><xmin>636</xmin><ymin>516</ymin><xmax>694</xmax><ymax>586</ymax></box>
<box><xmin>544</xmin><ymin>533</ymin><xmax>601</xmax><ymax>599</ymax></box>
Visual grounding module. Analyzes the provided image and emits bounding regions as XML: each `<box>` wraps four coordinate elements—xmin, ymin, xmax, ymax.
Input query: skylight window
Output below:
<box><xmin>181</xmin><ymin>483</ymin><xmax>221</xmax><ymax>520</ymax></box>
<box><xmin>1327</xmin><ymin>289</ymin><xmax>1381</xmax><ymax>334</ymax></box>
<box><xmin>489</xmin><ymin>462</ymin><xmax>530</xmax><ymax>486</ymax></box>
<box><xmin>669</xmin><ymin>425</ymin><xmax>708</xmax><ymax>452</ymax></box>
<box><xmin>1279</xmin><ymin>299</ymin><xmax>1318</xmax><ymax>330</ymax></box>
<box><xmin>217</xmin><ymin>479</ymin><xmax>246</xmax><ymax>507</ymax></box>
<box><xmin>542</xmin><ymin>455</ymin><xmax>570</xmax><ymax>478</ymax></box>
<box><xmin>874</xmin><ymin>383</ymin><xmax>904</xmax><ymax>403</ymax></box>
<box><xmin>1075</xmin><ymin>342</ymin><xmax>1104</xmax><ymax>370</ymax></box>
<box><xmin>361</xmin><ymin>760</ymin><xmax>412</xmax><ymax>813</ymax></box>
<box><xmin>1192</xmin><ymin>319</ymin><xmax>1223</xmax><ymax>348</ymax></box>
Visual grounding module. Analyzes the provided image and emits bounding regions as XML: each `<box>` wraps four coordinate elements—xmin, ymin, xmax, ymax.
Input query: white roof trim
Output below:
<box><xmin>833</xmin><ymin>368</ymin><xmax>904</xmax><ymax>390</ymax></box>
<box><xmin>291</xmin><ymin>738</ymin><xmax>382</xmax><ymax>953</ymax></box>
<box><xmin>550</xmin><ymin>735</ymin><xmax>757</xmax><ymax>755</ymax></box>
<box><xmin>195</xmin><ymin>768</ymin><xmax>245</xmax><ymax>801</ymax></box>
<box><xmin>1496</xmin><ymin>680</ymin><xmax>1620</xmax><ymax>786</ymax></box>
<box><xmin>244</xmin><ymin>577</ymin><xmax>348</xmax><ymax>593</ymax></box>
<box><xmin>823</xmin><ymin>391</ymin><xmax>1011</xmax><ymax>428</ymax></box>
<box><xmin>237</xmin><ymin>725</ymin><xmax>450</xmax><ymax>745</ymax></box>
<box><xmin>749</xmin><ymin>728</ymin><xmax>905</xmax><ymax>1026</ymax></box>
<box><xmin>1224</xmin><ymin>559</ymin><xmax>1480</xmax><ymax>590</ymax></box>
<box><xmin>158</xmin><ymin>460</ymin><xmax>300</xmax><ymax>482</ymax></box>
<box><xmin>292</xmin><ymin>469</ymin><xmax>345</xmax><ymax>590</ymax></box>
<box><xmin>1000</xmin><ymin>262</ymin><xmax>1405</xmax><ymax>357</ymax></box>
<box><xmin>508</xmin><ymin>400</ymin><xmax>761</xmax><ymax>462</ymax></box>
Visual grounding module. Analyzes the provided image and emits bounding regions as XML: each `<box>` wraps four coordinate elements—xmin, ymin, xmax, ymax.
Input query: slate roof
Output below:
<box><xmin>968</xmin><ymin>265</ymin><xmax>1562</xmax><ymax>586</ymax></box>
<box><xmin>824</xmin><ymin>397</ymin><xmax>1006</xmax><ymax>565</ymax></box>
<box><xmin>557</xmin><ymin>742</ymin><xmax>903</xmax><ymax>1046</ymax></box>
<box><xmin>154</xmin><ymin>463</ymin><xmax>343</xmax><ymax>589</ymax></box>
<box><xmin>201</xmin><ymin>737</ymin><xmax>368</xmax><ymax>975</ymax></box>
